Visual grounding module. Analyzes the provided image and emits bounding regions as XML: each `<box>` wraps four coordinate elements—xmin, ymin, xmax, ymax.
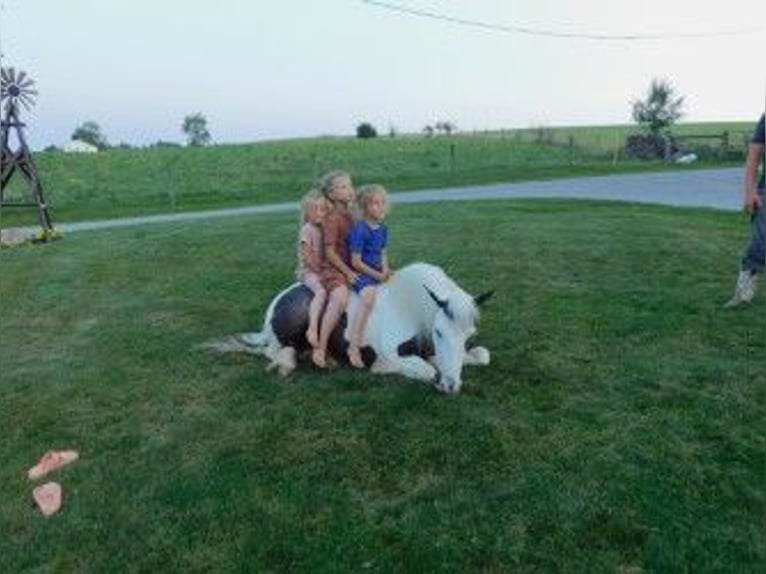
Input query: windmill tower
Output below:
<box><xmin>0</xmin><ymin>66</ymin><xmax>54</xmax><ymax>236</ymax></box>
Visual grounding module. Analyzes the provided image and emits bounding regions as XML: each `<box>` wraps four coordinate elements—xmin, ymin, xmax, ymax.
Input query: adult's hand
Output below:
<box><xmin>744</xmin><ymin>189</ymin><xmax>762</xmax><ymax>214</ymax></box>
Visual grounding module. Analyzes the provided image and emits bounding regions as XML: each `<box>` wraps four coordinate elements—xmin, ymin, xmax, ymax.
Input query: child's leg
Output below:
<box><xmin>304</xmin><ymin>276</ymin><xmax>326</xmax><ymax>348</ymax></box>
<box><xmin>313</xmin><ymin>284</ymin><xmax>348</xmax><ymax>368</ymax></box>
<box><xmin>348</xmin><ymin>287</ymin><xmax>376</xmax><ymax>368</ymax></box>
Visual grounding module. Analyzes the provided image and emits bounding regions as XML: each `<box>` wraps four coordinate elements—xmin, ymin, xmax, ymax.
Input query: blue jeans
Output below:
<box><xmin>741</xmin><ymin>188</ymin><xmax>765</xmax><ymax>273</ymax></box>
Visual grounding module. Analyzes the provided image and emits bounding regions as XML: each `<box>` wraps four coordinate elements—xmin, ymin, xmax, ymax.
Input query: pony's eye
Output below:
<box><xmin>434</xmin><ymin>329</ymin><xmax>443</xmax><ymax>339</ymax></box>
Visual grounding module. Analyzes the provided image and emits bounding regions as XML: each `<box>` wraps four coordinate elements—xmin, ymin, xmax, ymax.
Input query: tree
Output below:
<box><xmin>182</xmin><ymin>113</ymin><xmax>211</xmax><ymax>146</ymax></box>
<box><xmin>356</xmin><ymin>122</ymin><xmax>377</xmax><ymax>139</ymax></box>
<box><xmin>435</xmin><ymin>121</ymin><xmax>456</xmax><ymax>135</ymax></box>
<box><xmin>71</xmin><ymin>121</ymin><xmax>109</xmax><ymax>150</ymax></box>
<box><xmin>631</xmin><ymin>79</ymin><xmax>685</xmax><ymax>136</ymax></box>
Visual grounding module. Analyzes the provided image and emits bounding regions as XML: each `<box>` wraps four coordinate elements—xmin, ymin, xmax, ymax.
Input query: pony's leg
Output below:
<box><xmin>463</xmin><ymin>346</ymin><xmax>490</xmax><ymax>366</ymax></box>
<box><xmin>372</xmin><ymin>354</ymin><xmax>437</xmax><ymax>382</ymax></box>
<box><xmin>266</xmin><ymin>345</ymin><xmax>297</xmax><ymax>376</ymax></box>
<box><xmin>424</xmin><ymin>346</ymin><xmax>490</xmax><ymax>367</ymax></box>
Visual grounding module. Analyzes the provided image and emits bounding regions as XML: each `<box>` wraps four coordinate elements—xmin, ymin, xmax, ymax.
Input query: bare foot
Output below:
<box><xmin>33</xmin><ymin>482</ymin><xmax>62</xmax><ymax>516</ymax></box>
<box><xmin>305</xmin><ymin>328</ymin><xmax>319</xmax><ymax>349</ymax></box>
<box><xmin>347</xmin><ymin>346</ymin><xmax>365</xmax><ymax>368</ymax></box>
<box><xmin>28</xmin><ymin>450</ymin><xmax>79</xmax><ymax>481</ymax></box>
<box><xmin>311</xmin><ymin>348</ymin><xmax>326</xmax><ymax>368</ymax></box>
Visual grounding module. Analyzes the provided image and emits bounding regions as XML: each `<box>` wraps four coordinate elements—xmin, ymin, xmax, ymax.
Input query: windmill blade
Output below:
<box><xmin>24</xmin><ymin>88</ymin><xmax>39</xmax><ymax>97</ymax></box>
<box><xmin>19</xmin><ymin>77</ymin><xmax>35</xmax><ymax>88</ymax></box>
<box><xmin>17</xmin><ymin>70</ymin><xmax>27</xmax><ymax>84</ymax></box>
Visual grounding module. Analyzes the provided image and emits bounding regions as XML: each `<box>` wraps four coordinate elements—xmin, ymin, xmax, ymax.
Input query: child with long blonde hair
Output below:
<box><xmin>313</xmin><ymin>170</ymin><xmax>358</xmax><ymax>368</ymax></box>
<box><xmin>297</xmin><ymin>189</ymin><xmax>328</xmax><ymax>350</ymax></box>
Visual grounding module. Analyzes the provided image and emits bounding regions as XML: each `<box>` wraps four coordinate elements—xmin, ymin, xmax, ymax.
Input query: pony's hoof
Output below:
<box><xmin>467</xmin><ymin>346</ymin><xmax>490</xmax><ymax>365</ymax></box>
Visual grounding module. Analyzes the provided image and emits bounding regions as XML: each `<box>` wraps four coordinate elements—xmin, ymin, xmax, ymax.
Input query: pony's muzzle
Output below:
<box><xmin>436</xmin><ymin>375</ymin><xmax>461</xmax><ymax>395</ymax></box>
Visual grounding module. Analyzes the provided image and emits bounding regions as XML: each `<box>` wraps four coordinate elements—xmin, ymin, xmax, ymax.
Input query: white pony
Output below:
<box><xmin>211</xmin><ymin>262</ymin><xmax>493</xmax><ymax>394</ymax></box>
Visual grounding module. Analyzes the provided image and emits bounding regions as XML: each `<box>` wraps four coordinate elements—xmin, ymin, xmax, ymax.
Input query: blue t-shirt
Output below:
<box><xmin>752</xmin><ymin>114</ymin><xmax>765</xmax><ymax>190</ymax></box>
<box><xmin>348</xmin><ymin>220</ymin><xmax>387</xmax><ymax>269</ymax></box>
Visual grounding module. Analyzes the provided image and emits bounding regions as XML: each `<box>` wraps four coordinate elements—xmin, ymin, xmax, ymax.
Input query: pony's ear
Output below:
<box><xmin>424</xmin><ymin>285</ymin><xmax>453</xmax><ymax>320</ymax></box>
<box><xmin>474</xmin><ymin>290</ymin><xmax>495</xmax><ymax>306</ymax></box>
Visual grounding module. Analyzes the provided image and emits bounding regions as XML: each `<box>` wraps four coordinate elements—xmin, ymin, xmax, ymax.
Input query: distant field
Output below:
<box><xmin>0</xmin><ymin>121</ymin><xmax>751</xmax><ymax>225</ymax></box>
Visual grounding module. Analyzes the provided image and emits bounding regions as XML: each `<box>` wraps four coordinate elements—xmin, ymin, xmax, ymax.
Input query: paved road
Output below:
<box><xmin>58</xmin><ymin>167</ymin><xmax>743</xmax><ymax>234</ymax></box>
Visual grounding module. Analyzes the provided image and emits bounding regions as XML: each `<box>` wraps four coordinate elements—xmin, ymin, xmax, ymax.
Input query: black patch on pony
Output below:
<box><xmin>270</xmin><ymin>284</ymin><xmax>376</xmax><ymax>367</ymax></box>
<box><xmin>397</xmin><ymin>336</ymin><xmax>434</xmax><ymax>358</ymax></box>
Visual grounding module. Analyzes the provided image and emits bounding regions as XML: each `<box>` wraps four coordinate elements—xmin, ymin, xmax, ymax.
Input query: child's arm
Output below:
<box><xmin>351</xmin><ymin>252</ymin><xmax>387</xmax><ymax>282</ymax></box>
<box><xmin>380</xmin><ymin>250</ymin><xmax>393</xmax><ymax>280</ymax></box>
<box><xmin>327</xmin><ymin>246</ymin><xmax>357</xmax><ymax>284</ymax></box>
<box><xmin>300</xmin><ymin>241</ymin><xmax>321</xmax><ymax>273</ymax></box>
<box><xmin>323</xmin><ymin>216</ymin><xmax>357</xmax><ymax>284</ymax></box>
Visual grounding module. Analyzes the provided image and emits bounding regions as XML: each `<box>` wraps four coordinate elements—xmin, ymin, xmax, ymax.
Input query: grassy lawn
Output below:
<box><xmin>0</xmin><ymin>200</ymin><xmax>763</xmax><ymax>572</ymax></box>
<box><xmin>0</xmin><ymin>121</ymin><xmax>750</xmax><ymax>226</ymax></box>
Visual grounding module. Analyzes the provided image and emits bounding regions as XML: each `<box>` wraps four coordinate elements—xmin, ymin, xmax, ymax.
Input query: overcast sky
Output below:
<box><xmin>1</xmin><ymin>0</ymin><xmax>764</xmax><ymax>149</ymax></box>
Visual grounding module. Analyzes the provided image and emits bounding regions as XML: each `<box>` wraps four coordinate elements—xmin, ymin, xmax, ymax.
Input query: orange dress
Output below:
<box><xmin>320</xmin><ymin>209</ymin><xmax>353</xmax><ymax>290</ymax></box>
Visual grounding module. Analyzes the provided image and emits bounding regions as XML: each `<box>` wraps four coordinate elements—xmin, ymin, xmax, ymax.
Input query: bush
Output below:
<box><xmin>356</xmin><ymin>122</ymin><xmax>377</xmax><ymax>139</ymax></box>
<box><xmin>624</xmin><ymin>134</ymin><xmax>679</xmax><ymax>160</ymax></box>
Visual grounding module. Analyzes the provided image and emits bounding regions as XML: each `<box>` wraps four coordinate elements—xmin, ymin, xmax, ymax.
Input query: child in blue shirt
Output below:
<box><xmin>346</xmin><ymin>184</ymin><xmax>393</xmax><ymax>367</ymax></box>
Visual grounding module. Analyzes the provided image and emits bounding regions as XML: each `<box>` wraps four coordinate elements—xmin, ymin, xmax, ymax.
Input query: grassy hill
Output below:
<box><xmin>0</xmin><ymin>121</ymin><xmax>752</xmax><ymax>225</ymax></box>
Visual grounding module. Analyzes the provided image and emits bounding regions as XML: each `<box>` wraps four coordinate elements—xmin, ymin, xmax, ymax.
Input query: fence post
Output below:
<box><xmin>568</xmin><ymin>135</ymin><xmax>574</xmax><ymax>166</ymax></box>
<box><xmin>449</xmin><ymin>142</ymin><xmax>456</xmax><ymax>171</ymax></box>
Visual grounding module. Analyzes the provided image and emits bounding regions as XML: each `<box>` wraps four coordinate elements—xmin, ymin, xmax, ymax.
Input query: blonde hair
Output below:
<box><xmin>355</xmin><ymin>184</ymin><xmax>389</xmax><ymax>219</ymax></box>
<box><xmin>319</xmin><ymin>170</ymin><xmax>352</xmax><ymax>201</ymax></box>
<box><xmin>300</xmin><ymin>188</ymin><xmax>327</xmax><ymax>223</ymax></box>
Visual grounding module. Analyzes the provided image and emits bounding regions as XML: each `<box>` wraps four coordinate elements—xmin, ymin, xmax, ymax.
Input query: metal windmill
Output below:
<box><xmin>1</xmin><ymin>66</ymin><xmax>54</xmax><ymax>234</ymax></box>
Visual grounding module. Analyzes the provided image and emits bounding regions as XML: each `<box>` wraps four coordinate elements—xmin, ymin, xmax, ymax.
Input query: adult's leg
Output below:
<box><xmin>741</xmin><ymin>189</ymin><xmax>765</xmax><ymax>273</ymax></box>
<box><xmin>727</xmin><ymin>189</ymin><xmax>765</xmax><ymax>307</ymax></box>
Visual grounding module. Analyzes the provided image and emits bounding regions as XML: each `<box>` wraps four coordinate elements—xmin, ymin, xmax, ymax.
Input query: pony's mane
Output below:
<box><xmin>393</xmin><ymin>262</ymin><xmax>479</xmax><ymax>329</ymax></box>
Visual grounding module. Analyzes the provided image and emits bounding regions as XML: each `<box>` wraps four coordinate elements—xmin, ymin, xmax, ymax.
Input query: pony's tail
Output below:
<box><xmin>200</xmin><ymin>330</ymin><xmax>298</xmax><ymax>377</ymax></box>
<box><xmin>200</xmin><ymin>332</ymin><xmax>268</xmax><ymax>355</ymax></box>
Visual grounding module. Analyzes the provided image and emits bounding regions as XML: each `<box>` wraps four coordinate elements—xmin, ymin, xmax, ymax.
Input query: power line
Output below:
<box><xmin>361</xmin><ymin>0</ymin><xmax>760</xmax><ymax>41</ymax></box>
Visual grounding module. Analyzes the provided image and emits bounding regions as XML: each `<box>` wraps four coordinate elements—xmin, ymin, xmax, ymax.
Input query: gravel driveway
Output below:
<box><xmin>57</xmin><ymin>167</ymin><xmax>743</xmax><ymax>234</ymax></box>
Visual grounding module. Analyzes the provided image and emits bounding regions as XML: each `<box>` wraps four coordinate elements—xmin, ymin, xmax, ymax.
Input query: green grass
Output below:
<box><xmin>0</xmin><ymin>200</ymin><xmax>763</xmax><ymax>572</ymax></box>
<box><xmin>0</xmin><ymin>121</ymin><xmax>750</xmax><ymax>226</ymax></box>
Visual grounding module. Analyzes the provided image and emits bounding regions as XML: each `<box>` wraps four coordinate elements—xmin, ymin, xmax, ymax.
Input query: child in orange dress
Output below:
<box><xmin>312</xmin><ymin>171</ymin><xmax>358</xmax><ymax>368</ymax></box>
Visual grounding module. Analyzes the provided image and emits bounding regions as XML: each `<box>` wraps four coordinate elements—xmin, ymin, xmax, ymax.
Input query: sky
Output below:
<box><xmin>1</xmin><ymin>0</ymin><xmax>764</xmax><ymax>149</ymax></box>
